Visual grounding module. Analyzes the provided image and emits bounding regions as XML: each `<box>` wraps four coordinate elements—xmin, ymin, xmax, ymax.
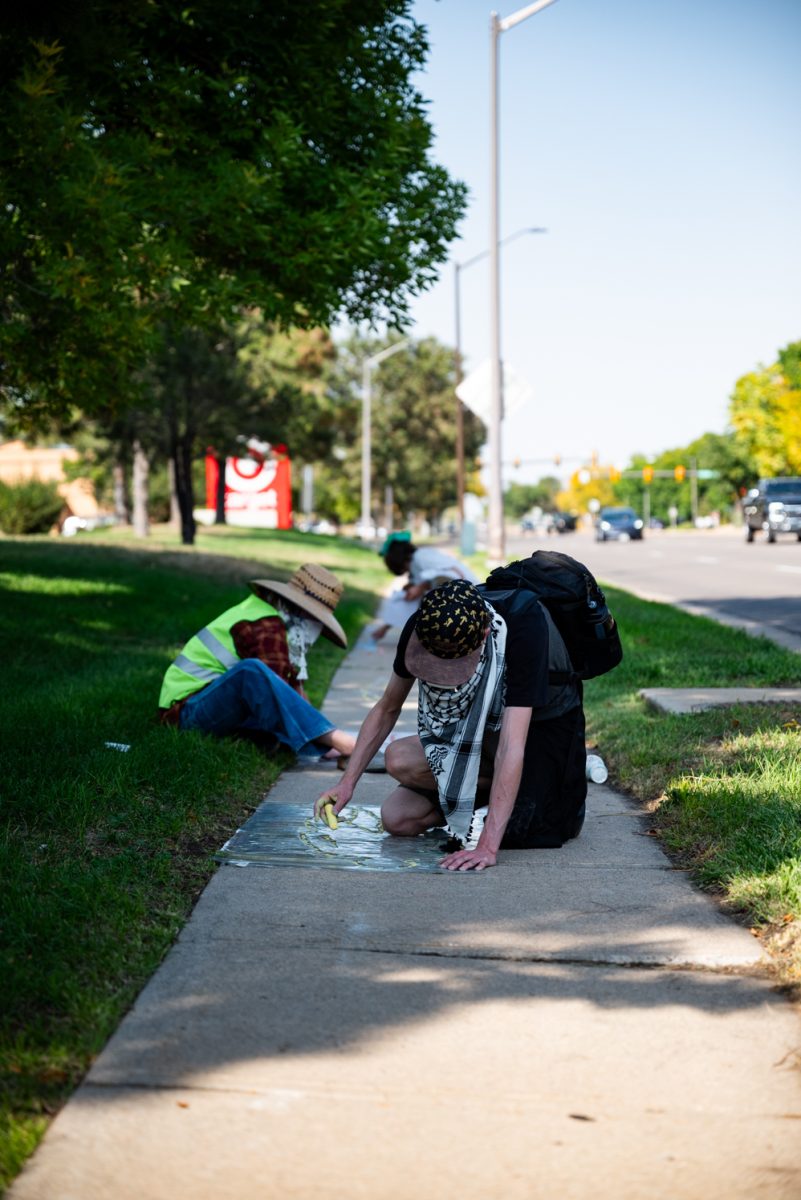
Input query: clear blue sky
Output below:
<box><xmin>406</xmin><ymin>0</ymin><xmax>801</xmax><ymax>482</ymax></box>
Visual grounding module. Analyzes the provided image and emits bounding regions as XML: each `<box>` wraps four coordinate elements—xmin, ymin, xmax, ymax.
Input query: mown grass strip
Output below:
<box><xmin>583</xmin><ymin>586</ymin><xmax>801</xmax><ymax>976</ymax></box>
<box><xmin>0</xmin><ymin>529</ymin><xmax>386</xmax><ymax>1192</ymax></box>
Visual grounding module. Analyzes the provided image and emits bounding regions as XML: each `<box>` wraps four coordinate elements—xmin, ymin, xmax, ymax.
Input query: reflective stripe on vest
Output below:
<box><xmin>172</xmin><ymin>654</ymin><xmax>222</xmax><ymax>684</ymax></box>
<box><xmin>158</xmin><ymin>594</ymin><xmax>280</xmax><ymax>709</ymax></box>
<box><xmin>195</xmin><ymin>627</ymin><xmax>238</xmax><ymax>668</ymax></box>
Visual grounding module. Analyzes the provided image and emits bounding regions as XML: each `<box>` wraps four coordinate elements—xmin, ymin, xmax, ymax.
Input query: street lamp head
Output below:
<box><xmin>455</xmin><ymin>224</ymin><xmax>547</xmax><ymax>273</ymax></box>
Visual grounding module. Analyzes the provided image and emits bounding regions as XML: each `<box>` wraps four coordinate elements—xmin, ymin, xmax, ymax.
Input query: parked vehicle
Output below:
<box><xmin>595</xmin><ymin>506</ymin><xmax>644</xmax><ymax>542</ymax></box>
<box><xmin>520</xmin><ymin>508</ymin><xmax>553</xmax><ymax>534</ymax></box>
<box><xmin>552</xmin><ymin>510</ymin><xmax>578</xmax><ymax>533</ymax></box>
<box><xmin>521</xmin><ymin>508</ymin><xmax>577</xmax><ymax>535</ymax></box>
<box><xmin>60</xmin><ymin>514</ymin><xmax>116</xmax><ymax>537</ymax></box>
<box><xmin>743</xmin><ymin>478</ymin><xmax>801</xmax><ymax>543</ymax></box>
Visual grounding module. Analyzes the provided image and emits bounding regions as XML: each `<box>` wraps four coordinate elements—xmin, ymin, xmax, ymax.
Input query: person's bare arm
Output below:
<box><xmin>402</xmin><ymin>582</ymin><xmax>427</xmax><ymax>601</ymax></box>
<box><xmin>440</xmin><ymin>706</ymin><xmax>532</xmax><ymax>871</ymax></box>
<box><xmin>314</xmin><ymin>672</ymin><xmax>414</xmax><ymax>819</ymax></box>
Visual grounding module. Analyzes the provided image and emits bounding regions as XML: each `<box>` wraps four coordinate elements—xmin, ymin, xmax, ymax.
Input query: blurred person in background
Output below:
<box><xmin>370</xmin><ymin>531</ymin><xmax>479</xmax><ymax>642</ymax></box>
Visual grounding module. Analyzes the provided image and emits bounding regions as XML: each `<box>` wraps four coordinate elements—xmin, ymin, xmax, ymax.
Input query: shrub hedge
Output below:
<box><xmin>0</xmin><ymin>480</ymin><xmax>64</xmax><ymax>535</ymax></box>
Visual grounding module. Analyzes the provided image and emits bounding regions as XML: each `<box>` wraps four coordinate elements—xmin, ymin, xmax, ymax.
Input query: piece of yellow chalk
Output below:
<box><xmin>322</xmin><ymin>801</ymin><xmax>338</xmax><ymax>831</ymax></box>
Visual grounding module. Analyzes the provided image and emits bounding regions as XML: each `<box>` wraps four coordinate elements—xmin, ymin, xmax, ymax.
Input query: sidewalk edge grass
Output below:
<box><xmin>0</xmin><ymin>531</ymin><xmax>386</xmax><ymax>1194</ymax></box>
<box><xmin>584</xmin><ymin>585</ymin><xmax>801</xmax><ymax>988</ymax></box>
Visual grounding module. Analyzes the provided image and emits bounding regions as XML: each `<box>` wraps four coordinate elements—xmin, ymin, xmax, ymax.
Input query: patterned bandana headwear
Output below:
<box><xmin>416</xmin><ymin>581</ymin><xmax>489</xmax><ymax>659</ymax></box>
<box><xmin>405</xmin><ymin>581</ymin><xmax>491</xmax><ymax>687</ymax></box>
<box><xmin>272</xmin><ymin>600</ymin><xmax>323</xmax><ymax>682</ymax></box>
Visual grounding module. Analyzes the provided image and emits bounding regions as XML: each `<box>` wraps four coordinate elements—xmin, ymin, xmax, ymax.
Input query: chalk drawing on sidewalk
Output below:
<box><xmin>216</xmin><ymin>803</ymin><xmax>455</xmax><ymax>874</ymax></box>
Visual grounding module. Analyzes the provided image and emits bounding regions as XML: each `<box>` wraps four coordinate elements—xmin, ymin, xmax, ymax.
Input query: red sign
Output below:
<box><xmin>205</xmin><ymin>455</ymin><xmax>292</xmax><ymax>529</ymax></box>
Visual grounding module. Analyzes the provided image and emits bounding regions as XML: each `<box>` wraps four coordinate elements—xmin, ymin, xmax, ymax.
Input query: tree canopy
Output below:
<box><xmin>0</xmin><ymin>1</ymin><xmax>467</xmax><ymax>424</ymax></box>
<box><xmin>729</xmin><ymin>341</ymin><xmax>801</xmax><ymax>478</ymax></box>
<box><xmin>503</xmin><ymin>478</ymin><xmax>562</xmax><ymax>520</ymax></box>
<box><xmin>314</xmin><ymin>334</ymin><xmax>485</xmax><ymax>525</ymax></box>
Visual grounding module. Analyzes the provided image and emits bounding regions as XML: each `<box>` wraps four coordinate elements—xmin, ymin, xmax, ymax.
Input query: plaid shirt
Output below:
<box><xmin>159</xmin><ymin>615</ymin><xmax>297</xmax><ymax>725</ymax></box>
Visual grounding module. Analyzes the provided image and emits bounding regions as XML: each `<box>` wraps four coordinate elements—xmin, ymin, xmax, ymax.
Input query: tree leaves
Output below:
<box><xmin>318</xmin><ymin>333</ymin><xmax>485</xmax><ymax>523</ymax></box>
<box><xmin>0</xmin><ymin>2</ymin><xmax>467</xmax><ymax>426</ymax></box>
<box><xmin>730</xmin><ymin>342</ymin><xmax>801</xmax><ymax>478</ymax></box>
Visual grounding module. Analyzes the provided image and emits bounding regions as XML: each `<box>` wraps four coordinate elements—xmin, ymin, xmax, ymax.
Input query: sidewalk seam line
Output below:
<box><xmin>334</xmin><ymin>946</ymin><xmax>767</xmax><ymax>975</ymax></box>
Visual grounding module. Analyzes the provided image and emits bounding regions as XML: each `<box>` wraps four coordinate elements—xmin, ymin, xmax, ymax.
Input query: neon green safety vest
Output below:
<box><xmin>159</xmin><ymin>594</ymin><xmax>281</xmax><ymax>709</ymax></box>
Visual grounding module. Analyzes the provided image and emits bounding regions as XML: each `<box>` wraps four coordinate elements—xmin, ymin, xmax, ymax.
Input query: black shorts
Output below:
<box><xmin>500</xmin><ymin>703</ymin><xmax>587</xmax><ymax>849</ymax></box>
<box><xmin>403</xmin><ymin>704</ymin><xmax>587</xmax><ymax>849</ymax></box>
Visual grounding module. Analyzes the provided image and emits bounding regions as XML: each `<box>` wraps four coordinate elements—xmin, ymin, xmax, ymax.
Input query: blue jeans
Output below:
<box><xmin>179</xmin><ymin>659</ymin><xmax>335</xmax><ymax>756</ymax></box>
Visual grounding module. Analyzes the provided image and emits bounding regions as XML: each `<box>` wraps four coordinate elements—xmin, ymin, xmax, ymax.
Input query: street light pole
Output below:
<box><xmin>488</xmin><ymin>10</ymin><xmax>503</xmax><ymax>564</ymax></box>
<box><xmin>454</xmin><ymin>260</ymin><xmax>466</xmax><ymax>525</ymax></box>
<box><xmin>454</xmin><ymin>226</ymin><xmax>546</xmax><ymax>529</ymax></box>
<box><xmin>488</xmin><ymin>0</ymin><xmax>560</xmax><ymax>564</ymax></box>
<box><xmin>360</xmin><ymin>339</ymin><xmax>409</xmax><ymax>538</ymax></box>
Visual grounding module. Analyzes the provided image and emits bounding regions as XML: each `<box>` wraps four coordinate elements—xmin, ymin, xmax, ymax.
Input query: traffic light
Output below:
<box><xmin>642</xmin><ymin>466</ymin><xmax>654</xmax><ymax>483</ymax></box>
<box><xmin>674</xmin><ymin>464</ymin><xmax>686</xmax><ymax>482</ymax></box>
<box><xmin>609</xmin><ymin>467</ymin><xmax>621</xmax><ymax>482</ymax></box>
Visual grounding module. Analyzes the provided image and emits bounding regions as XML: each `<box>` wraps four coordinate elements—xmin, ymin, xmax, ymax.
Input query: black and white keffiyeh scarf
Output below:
<box><xmin>417</xmin><ymin>604</ymin><xmax>507</xmax><ymax>844</ymax></box>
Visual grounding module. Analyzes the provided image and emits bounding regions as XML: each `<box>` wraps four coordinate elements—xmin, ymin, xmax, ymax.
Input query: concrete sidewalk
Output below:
<box><xmin>641</xmin><ymin>686</ymin><xmax>801</xmax><ymax>715</ymax></box>
<box><xmin>11</xmin><ymin>632</ymin><xmax>801</xmax><ymax>1200</ymax></box>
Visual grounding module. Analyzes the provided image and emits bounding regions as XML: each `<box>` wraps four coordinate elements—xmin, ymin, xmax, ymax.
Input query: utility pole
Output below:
<box><xmin>488</xmin><ymin>0</ymin><xmax>560</xmax><ymax>563</ymax></box>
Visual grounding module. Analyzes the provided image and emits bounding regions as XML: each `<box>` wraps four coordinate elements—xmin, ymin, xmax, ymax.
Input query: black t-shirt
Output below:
<box><xmin>393</xmin><ymin>587</ymin><xmax>579</xmax><ymax>718</ymax></box>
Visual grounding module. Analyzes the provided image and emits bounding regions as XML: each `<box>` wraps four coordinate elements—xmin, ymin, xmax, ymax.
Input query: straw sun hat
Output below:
<box><xmin>250</xmin><ymin>564</ymin><xmax>347</xmax><ymax>649</ymax></box>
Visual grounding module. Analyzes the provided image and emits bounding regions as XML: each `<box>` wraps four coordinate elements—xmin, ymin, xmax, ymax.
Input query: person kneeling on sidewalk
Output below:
<box><xmin>158</xmin><ymin>563</ymin><xmax>355</xmax><ymax>761</ymax></box>
<box><xmin>370</xmin><ymin>531</ymin><xmax>479</xmax><ymax>642</ymax></box>
<box><xmin>315</xmin><ymin>579</ymin><xmax>586</xmax><ymax>871</ymax></box>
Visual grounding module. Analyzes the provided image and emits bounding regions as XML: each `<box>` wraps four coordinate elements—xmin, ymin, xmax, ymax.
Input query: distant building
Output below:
<box><xmin>0</xmin><ymin>440</ymin><xmax>100</xmax><ymax>519</ymax></box>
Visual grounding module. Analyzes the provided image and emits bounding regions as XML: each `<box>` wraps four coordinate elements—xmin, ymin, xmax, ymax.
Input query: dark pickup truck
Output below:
<box><xmin>743</xmin><ymin>477</ymin><xmax>801</xmax><ymax>543</ymax></box>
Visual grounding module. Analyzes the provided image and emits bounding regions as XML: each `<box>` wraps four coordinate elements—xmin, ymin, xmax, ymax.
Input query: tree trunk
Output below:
<box><xmin>132</xmin><ymin>439</ymin><xmax>150</xmax><ymax>538</ymax></box>
<box><xmin>214</xmin><ymin>454</ymin><xmax>227</xmax><ymax>524</ymax></box>
<box><xmin>112</xmin><ymin>460</ymin><xmax>129</xmax><ymax>524</ymax></box>
<box><xmin>171</xmin><ymin>436</ymin><xmax>196</xmax><ymax>546</ymax></box>
<box><xmin>167</xmin><ymin>457</ymin><xmax>180</xmax><ymax>527</ymax></box>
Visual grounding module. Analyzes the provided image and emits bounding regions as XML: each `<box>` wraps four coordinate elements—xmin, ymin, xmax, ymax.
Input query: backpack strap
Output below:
<box><xmin>481</xmin><ymin>584</ymin><xmax>579</xmax><ymax>686</ymax></box>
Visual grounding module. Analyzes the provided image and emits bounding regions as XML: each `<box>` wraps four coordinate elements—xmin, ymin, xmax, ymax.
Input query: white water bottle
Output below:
<box><xmin>586</xmin><ymin>753</ymin><xmax>608</xmax><ymax>784</ymax></box>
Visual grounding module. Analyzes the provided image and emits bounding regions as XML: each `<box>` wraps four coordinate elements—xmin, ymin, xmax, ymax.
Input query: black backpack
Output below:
<box><xmin>483</xmin><ymin>550</ymin><xmax>623</xmax><ymax>682</ymax></box>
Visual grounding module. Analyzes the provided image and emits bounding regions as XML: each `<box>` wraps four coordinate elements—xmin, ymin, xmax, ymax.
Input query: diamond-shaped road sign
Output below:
<box><xmin>456</xmin><ymin>358</ymin><xmax>533</xmax><ymax>424</ymax></box>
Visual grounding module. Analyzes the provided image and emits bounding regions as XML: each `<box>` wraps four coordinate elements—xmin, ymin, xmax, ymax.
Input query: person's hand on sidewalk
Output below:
<box><xmin>439</xmin><ymin>844</ymin><xmax>497</xmax><ymax>872</ymax></box>
<box><xmin>314</xmin><ymin>781</ymin><xmax>354</xmax><ymax>823</ymax></box>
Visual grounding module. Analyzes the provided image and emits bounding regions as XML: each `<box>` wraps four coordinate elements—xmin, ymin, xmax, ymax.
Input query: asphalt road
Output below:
<box><xmin>504</xmin><ymin>525</ymin><xmax>801</xmax><ymax>654</ymax></box>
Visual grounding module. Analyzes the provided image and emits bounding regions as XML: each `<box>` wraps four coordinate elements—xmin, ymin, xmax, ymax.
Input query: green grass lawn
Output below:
<box><xmin>1</xmin><ymin>528</ymin><xmax>799</xmax><ymax>1192</ymax></box>
<box><xmin>0</xmin><ymin>527</ymin><xmax>386</xmax><ymax>1191</ymax></box>
<box><xmin>582</xmin><ymin>587</ymin><xmax>801</xmax><ymax>976</ymax></box>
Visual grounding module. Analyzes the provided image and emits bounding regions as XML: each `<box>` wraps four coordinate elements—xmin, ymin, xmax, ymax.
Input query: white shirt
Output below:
<box><xmin>408</xmin><ymin>547</ymin><xmax>479</xmax><ymax>586</ymax></box>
